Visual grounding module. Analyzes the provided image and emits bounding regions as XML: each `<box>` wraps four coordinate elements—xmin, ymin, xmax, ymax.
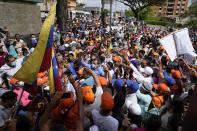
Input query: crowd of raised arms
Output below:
<box><xmin>0</xmin><ymin>17</ymin><xmax>196</xmax><ymax>131</ymax></box>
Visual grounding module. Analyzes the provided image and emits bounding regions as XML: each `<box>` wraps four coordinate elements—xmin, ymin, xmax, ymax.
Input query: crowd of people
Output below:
<box><xmin>0</xmin><ymin>17</ymin><xmax>196</xmax><ymax>131</ymax></box>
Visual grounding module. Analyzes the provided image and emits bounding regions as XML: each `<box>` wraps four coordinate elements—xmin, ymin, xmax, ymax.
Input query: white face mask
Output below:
<box><xmin>19</xmin><ymin>81</ymin><xmax>24</xmax><ymax>86</ymax></box>
<box><xmin>10</xmin><ymin>61</ymin><xmax>16</xmax><ymax>67</ymax></box>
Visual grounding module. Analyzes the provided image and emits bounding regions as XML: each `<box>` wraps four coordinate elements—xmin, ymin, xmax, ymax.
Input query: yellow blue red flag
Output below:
<box><xmin>14</xmin><ymin>4</ymin><xmax>56</xmax><ymax>84</ymax></box>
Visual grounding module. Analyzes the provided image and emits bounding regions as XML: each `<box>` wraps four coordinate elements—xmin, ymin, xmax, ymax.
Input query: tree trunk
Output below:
<box><xmin>101</xmin><ymin>0</ymin><xmax>105</xmax><ymax>27</ymax></box>
<box><xmin>56</xmin><ymin>0</ymin><xmax>65</xmax><ymax>33</ymax></box>
<box><xmin>109</xmin><ymin>0</ymin><xmax>112</xmax><ymax>33</ymax></box>
<box><xmin>64</xmin><ymin>0</ymin><xmax>68</xmax><ymax>32</ymax></box>
<box><xmin>131</xmin><ymin>7</ymin><xmax>139</xmax><ymax>20</ymax></box>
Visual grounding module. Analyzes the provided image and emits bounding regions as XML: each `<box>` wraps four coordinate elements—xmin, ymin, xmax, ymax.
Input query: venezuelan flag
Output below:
<box><xmin>39</xmin><ymin>25</ymin><xmax>54</xmax><ymax>72</ymax></box>
<box><xmin>49</xmin><ymin>50</ymin><xmax>62</xmax><ymax>94</ymax></box>
<box><xmin>14</xmin><ymin>4</ymin><xmax>56</xmax><ymax>84</ymax></box>
<box><xmin>49</xmin><ymin>60</ymin><xmax>55</xmax><ymax>94</ymax></box>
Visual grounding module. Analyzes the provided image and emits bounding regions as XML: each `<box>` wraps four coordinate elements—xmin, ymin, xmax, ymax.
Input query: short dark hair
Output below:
<box><xmin>146</xmin><ymin>115</ymin><xmax>161</xmax><ymax>131</ymax></box>
<box><xmin>5</xmin><ymin>55</ymin><xmax>14</xmax><ymax>63</ymax></box>
<box><xmin>139</xmin><ymin>50</ymin><xmax>145</xmax><ymax>55</ymax></box>
<box><xmin>15</xmin><ymin>34</ymin><xmax>20</xmax><ymax>37</ymax></box>
<box><xmin>1</xmin><ymin>91</ymin><xmax>17</xmax><ymax>103</ymax></box>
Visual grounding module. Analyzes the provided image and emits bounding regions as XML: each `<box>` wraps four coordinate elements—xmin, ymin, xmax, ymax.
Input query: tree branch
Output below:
<box><xmin>116</xmin><ymin>0</ymin><xmax>131</xmax><ymax>7</ymax></box>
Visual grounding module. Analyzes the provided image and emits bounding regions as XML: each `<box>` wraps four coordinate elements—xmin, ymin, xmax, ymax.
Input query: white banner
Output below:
<box><xmin>173</xmin><ymin>28</ymin><xmax>194</xmax><ymax>55</ymax></box>
<box><xmin>159</xmin><ymin>33</ymin><xmax>177</xmax><ymax>61</ymax></box>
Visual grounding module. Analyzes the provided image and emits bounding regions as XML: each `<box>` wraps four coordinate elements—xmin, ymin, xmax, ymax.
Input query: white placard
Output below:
<box><xmin>173</xmin><ymin>28</ymin><xmax>194</xmax><ymax>55</ymax></box>
<box><xmin>159</xmin><ymin>33</ymin><xmax>177</xmax><ymax>61</ymax></box>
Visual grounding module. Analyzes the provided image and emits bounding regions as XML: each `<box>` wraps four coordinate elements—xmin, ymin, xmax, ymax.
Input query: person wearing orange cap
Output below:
<box><xmin>51</xmin><ymin>92</ymin><xmax>79</xmax><ymax>130</ymax></box>
<box><xmin>82</xmin><ymin>86</ymin><xmax>95</xmax><ymax>104</ymax></box>
<box><xmin>98</xmin><ymin>76</ymin><xmax>108</xmax><ymax>88</ymax></box>
<box><xmin>83</xmin><ymin>68</ymin><xmax>103</xmax><ymax>111</ymax></box>
<box><xmin>171</xmin><ymin>69</ymin><xmax>182</xmax><ymax>79</ymax></box>
<box><xmin>37</xmin><ymin>72</ymin><xmax>48</xmax><ymax>86</ymax></box>
<box><xmin>90</xmin><ymin>92</ymin><xmax>119</xmax><ymax>131</ymax></box>
<box><xmin>113</xmin><ymin>56</ymin><xmax>121</xmax><ymax>63</ymax></box>
<box><xmin>148</xmin><ymin>95</ymin><xmax>164</xmax><ymax>116</ymax></box>
<box><xmin>150</xmin><ymin>82</ymin><xmax>169</xmax><ymax>97</ymax></box>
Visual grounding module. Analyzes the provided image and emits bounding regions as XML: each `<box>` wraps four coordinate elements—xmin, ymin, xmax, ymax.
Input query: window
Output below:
<box><xmin>167</xmin><ymin>8</ymin><xmax>174</xmax><ymax>12</ymax></box>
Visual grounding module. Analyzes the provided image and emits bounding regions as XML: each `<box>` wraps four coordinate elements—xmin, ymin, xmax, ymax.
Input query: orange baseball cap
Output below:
<box><xmin>98</xmin><ymin>77</ymin><xmax>108</xmax><ymax>87</ymax></box>
<box><xmin>152</xmin><ymin>95</ymin><xmax>164</xmax><ymax>108</ymax></box>
<box><xmin>9</xmin><ymin>77</ymin><xmax>19</xmax><ymax>85</ymax></box>
<box><xmin>171</xmin><ymin>70</ymin><xmax>182</xmax><ymax>79</ymax></box>
<box><xmin>158</xmin><ymin>83</ymin><xmax>169</xmax><ymax>92</ymax></box>
<box><xmin>37</xmin><ymin>76</ymin><xmax>48</xmax><ymax>86</ymax></box>
<box><xmin>82</xmin><ymin>86</ymin><xmax>95</xmax><ymax>104</ymax></box>
<box><xmin>113</xmin><ymin>56</ymin><xmax>121</xmax><ymax>62</ymax></box>
<box><xmin>101</xmin><ymin>92</ymin><xmax>114</xmax><ymax>111</ymax></box>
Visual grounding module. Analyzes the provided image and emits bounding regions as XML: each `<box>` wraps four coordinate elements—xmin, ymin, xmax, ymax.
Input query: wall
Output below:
<box><xmin>0</xmin><ymin>1</ymin><xmax>42</xmax><ymax>36</ymax></box>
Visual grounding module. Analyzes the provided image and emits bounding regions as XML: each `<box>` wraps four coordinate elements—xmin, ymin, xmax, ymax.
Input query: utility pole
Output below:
<box><xmin>64</xmin><ymin>0</ymin><xmax>68</xmax><ymax>32</ymax></box>
<box><xmin>56</xmin><ymin>0</ymin><xmax>65</xmax><ymax>33</ymax></box>
<box><xmin>101</xmin><ymin>0</ymin><xmax>105</xmax><ymax>27</ymax></box>
<box><xmin>109</xmin><ymin>0</ymin><xmax>112</xmax><ymax>33</ymax></box>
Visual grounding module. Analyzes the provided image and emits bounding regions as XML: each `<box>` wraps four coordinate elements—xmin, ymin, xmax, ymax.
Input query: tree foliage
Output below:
<box><xmin>117</xmin><ymin>0</ymin><xmax>165</xmax><ymax>19</ymax></box>
<box><xmin>125</xmin><ymin>10</ymin><xmax>134</xmax><ymax>17</ymax></box>
<box><xmin>189</xmin><ymin>3</ymin><xmax>197</xmax><ymax>17</ymax></box>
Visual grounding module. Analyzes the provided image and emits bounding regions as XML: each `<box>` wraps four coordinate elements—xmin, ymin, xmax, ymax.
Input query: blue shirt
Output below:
<box><xmin>136</xmin><ymin>90</ymin><xmax>151</xmax><ymax>114</ymax></box>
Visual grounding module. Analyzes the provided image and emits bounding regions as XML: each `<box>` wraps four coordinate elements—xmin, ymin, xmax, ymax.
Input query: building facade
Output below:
<box><xmin>0</xmin><ymin>0</ymin><xmax>42</xmax><ymax>35</ymax></box>
<box><xmin>153</xmin><ymin>0</ymin><xmax>189</xmax><ymax>18</ymax></box>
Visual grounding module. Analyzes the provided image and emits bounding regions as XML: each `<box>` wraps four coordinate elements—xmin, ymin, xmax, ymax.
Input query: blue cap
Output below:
<box><xmin>165</xmin><ymin>76</ymin><xmax>175</xmax><ymax>86</ymax></box>
<box><xmin>126</xmin><ymin>80</ymin><xmax>139</xmax><ymax>92</ymax></box>
<box><xmin>131</xmin><ymin>60</ymin><xmax>139</xmax><ymax>68</ymax></box>
<box><xmin>82</xmin><ymin>76</ymin><xmax>95</xmax><ymax>86</ymax></box>
<box><xmin>113</xmin><ymin>79</ymin><xmax>124</xmax><ymax>88</ymax></box>
<box><xmin>163</xmin><ymin>72</ymin><xmax>175</xmax><ymax>86</ymax></box>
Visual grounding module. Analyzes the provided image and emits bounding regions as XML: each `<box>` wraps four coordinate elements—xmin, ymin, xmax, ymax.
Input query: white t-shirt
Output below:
<box><xmin>65</xmin><ymin>81</ymin><xmax>76</xmax><ymax>93</ymax></box>
<box><xmin>92</xmin><ymin>109</ymin><xmax>119</xmax><ymax>131</ymax></box>
<box><xmin>85</xmin><ymin>86</ymin><xmax>103</xmax><ymax>111</ymax></box>
<box><xmin>0</xmin><ymin>57</ymin><xmax>24</xmax><ymax>84</ymax></box>
<box><xmin>125</xmin><ymin>93</ymin><xmax>142</xmax><ymax>115</ymax></box>
<box><xmin>130</xmin><ymin>63</ymin><xmax>153</xmax><ymax>91</ymax></box>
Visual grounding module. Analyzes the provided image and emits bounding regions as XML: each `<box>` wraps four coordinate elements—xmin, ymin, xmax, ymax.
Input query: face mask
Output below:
<box><xmin>32</xmin><ymin>38</ymin><xmax>37</xmax><ymax>45</ymax></box>
<box><xmin>10</xmin><ymin>61</ymin><xmax>16</xmax><ymax>67</ymax></box>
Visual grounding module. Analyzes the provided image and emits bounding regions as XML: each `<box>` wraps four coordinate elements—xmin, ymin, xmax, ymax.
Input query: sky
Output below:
<box><xmin>77</xmin><ymin>0</ymin><xmax>129</xmax><ymax>12</ymax></box>
<box><xmin>77</xmin><ymin>0</ymin><xmax>195</xmax><ymax>12</ymax></box>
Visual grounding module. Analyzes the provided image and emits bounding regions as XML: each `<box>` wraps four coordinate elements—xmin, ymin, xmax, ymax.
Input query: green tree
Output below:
<box><xmin>117</xmin><ymin>0</ymin><xmax>165</xmax><ymax>20</ymax></box>
<box><xmin>103</xmin><ymin>9</ymin><xmax>110</xmax><ymax>16</ymax></box>
<box><xmin>189</xmin><ymin>3</ymin><xmax>197</xmax><ymax>17</ymax></box>
<box><xmin>125</xmin><ymin>10</ymin><xmax>134</xmax><ymax>17</ymax></box>
<box><xmin>76</xmin><ymin>2</ymin><xmax>85</xmax><ymax>10</ymax></box>
<box><xmin>185</xmin><ymin>20</ymin><xmax>197</xmax><ymax>27</ymax></box>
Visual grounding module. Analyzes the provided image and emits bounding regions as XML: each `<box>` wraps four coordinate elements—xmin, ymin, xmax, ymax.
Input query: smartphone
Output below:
<box><xmin>62</xmin><ymin>93</ymin><xmax>71</xmax><ymax>99</ymax></box>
